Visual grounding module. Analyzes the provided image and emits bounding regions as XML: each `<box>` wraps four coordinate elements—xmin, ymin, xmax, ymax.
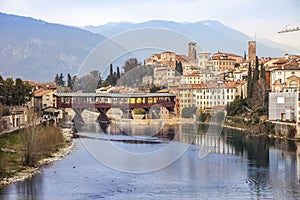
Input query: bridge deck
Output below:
<box><xmin>54</xmin><ymin>92</ymin><xmax>175</xmax><ymax>98</ymax></box>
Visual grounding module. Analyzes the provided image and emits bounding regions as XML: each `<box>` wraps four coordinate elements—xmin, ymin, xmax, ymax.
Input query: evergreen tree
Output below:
<box><xmin>56</xmin><ymin>73</ymin><xmax>65</xmax><ymax>86</ymax></box>
<box><xmin>110</xmin><ymin>72</ymin><xmax>117</xmax><ymax>86</ymax></box>
<box><xmin>67</xmin><ymin>73</ymin><xmax>72</xmax><ymax>89</ymax></box>
<box><xmin>54</xmin><ymin>74</ymin><xmax>59</xmax><ymax>85</ymax></box>
<box><xmin>247</xmin><ymin>63</ymin><xmax>253</xmax><ymax>99</ymax></box>
<box><xmin>97</xmin><ymin>74</ymin><xmax>103</xmax><ymax>88</ymax></box>
<box><xmin>0</xmin><ymin>77</ymin><xmax>32</xmax><ymax>106</ymax></box>
<box><xmin>110</xmin><ymin>63</ymin><xmax>114</xmax><ymax>76</ymax></box>
<box><xmin>253</xmin><ymin>56</ymin><xmax>259</xmax><ymax>84</ymax></box>
<box><xmin>244</xmin><ymin>51</ymin><xmax>246</xmax><ymax>60</ymax></box>
<box><xmin>117</xmin><ymin>66</ymin><xmax>121</xmax><ymax>79</ymax></box>
<box><xmin>175</xmin><ymin>61</ymin><xmax>183</xmax><ymax>75</ymax></box>
<box><xmin>260</xmin><ymin>63</ymin><xmax>266</xmax><ymax>81</ymax></box>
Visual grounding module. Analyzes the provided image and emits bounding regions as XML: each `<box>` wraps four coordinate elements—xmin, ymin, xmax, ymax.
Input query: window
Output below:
<box><xmin>278</xmin><ymin>72</ymin><xmax>282</xmax><ymax>75</ymax></box>
<box><xmin>277</xmin><ymin>97</ymin><xmax>284</xmax><ymax>104</ymax></box>
<box><xmin>292</xmin><ymin>72</ymin><xmax>295</xmax><ymax>75</ymax></box>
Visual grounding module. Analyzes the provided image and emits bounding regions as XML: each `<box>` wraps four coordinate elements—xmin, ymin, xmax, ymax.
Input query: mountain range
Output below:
<box><xmin>0</xmin><ymin>12</ymin><xmax>105</xmax><ymax>81</ymax></box>
<box><xmin>84</xmin><ymin>20</ymin><xmax>297</xmax><ymax>57</ymax></box>
<box><xmin>0</xmin><ymin>12</ymin><xmax>297</xmax><ymax>82</ymax></box>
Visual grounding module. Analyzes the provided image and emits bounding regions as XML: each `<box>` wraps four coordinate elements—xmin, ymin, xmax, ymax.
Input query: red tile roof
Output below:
<box><xmin>34</xmin><ymin>89</ymin><xmax>53</xmax><ymax>97</ymax></box>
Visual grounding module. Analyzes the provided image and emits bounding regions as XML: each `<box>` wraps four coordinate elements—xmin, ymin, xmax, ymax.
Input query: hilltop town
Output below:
<box><xmin>1</xmin><ymin>41</ymin><xmax>300</xmax><ymax>137</ymax></box>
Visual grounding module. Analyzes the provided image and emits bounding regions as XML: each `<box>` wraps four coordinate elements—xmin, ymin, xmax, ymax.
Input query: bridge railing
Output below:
<box><xmin>57</xmin><ymin>101</ymin><xmax>175</xmax><ymax>109</ymax></box>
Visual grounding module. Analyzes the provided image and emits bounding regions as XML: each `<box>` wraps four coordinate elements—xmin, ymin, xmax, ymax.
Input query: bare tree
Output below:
<box><xmin>122</xmin><ymin>58</ymin><xmax>141</xmax><ymax>73</ymax></box>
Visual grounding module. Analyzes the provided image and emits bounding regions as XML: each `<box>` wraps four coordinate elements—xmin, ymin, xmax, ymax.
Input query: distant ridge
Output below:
<box><xmin>0</xmin><ymin>12</ymin><xmax>297</xmax><ymax>82</ymax></box>
<box><xmin>84</xmin><ymin>20</ymin><xmax>295</xmax><ymax>57</ymax></box>
<box><xmin>0</xmin><ymin>12</ymin><xmax>105</xmax><ymax>81</ymax></box>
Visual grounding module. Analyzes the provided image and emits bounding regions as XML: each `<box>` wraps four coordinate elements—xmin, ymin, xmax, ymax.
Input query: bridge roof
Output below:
<box><xmin>54</xmin><ymin>92</ymin><xmax>175</xmax><ymax>98</ymax></box>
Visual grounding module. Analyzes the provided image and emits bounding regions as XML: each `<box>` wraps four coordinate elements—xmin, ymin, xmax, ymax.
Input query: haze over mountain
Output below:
<box><xmin>85</xmin><ymin>20</ymin><xmax>298</xmax><ymax>57</ymax></box>
<box><xmin>0</xmin><ymin>12</ymin><xmax>297</xmax><ymax>82</ymax></box>
<box><xmin>0</xmin><ymin>12</ymin><xmax>105</xmax><ymax>81</ymax></box>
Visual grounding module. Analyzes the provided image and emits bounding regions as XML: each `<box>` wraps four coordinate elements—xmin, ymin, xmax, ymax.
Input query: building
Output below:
<box><xmin>198</xmin><ymin>51</ymin><xmax>210</xmax><ymax>69</ymax></box>
<box><xmin>209</xmin><ymin>53</ymin><xmax>236</xmax><ymax>71</ymax></box>
<box><xmin>269</xmin><ymin>92</ymin><xmax>297</xmax><ymax>121</ymax></box>
<box><xmin>232</xmin><ymin>70</ymin><xmax>248</xmax><ymax>81</ymax></box>
<box><xmin>248</xmin><ymin>41</ymin><xmax>256</xmax><ymax>62</ymax></box>
<box><xmin>34</xmin><ymin>89</ymin><xmax>56</xmax><ymax>113</ymax></box>
<box><xmin>153</xmin><ymin>66</ymin><xmax>175</xmax><ymax>87</ymax></box>
<box><xmin>145</xmin><ymin>43</ymin><xmax>198</xmax><ymax>69</ymax></box>
<box><xmin>180</xmin><ymin>70</ymin><xmax>215</xmax><ymax>85</ymax></box>
<box><xmin>145</xmin><ymin>51</ymin><xmax>176</xmax><ymax>69</ymax></box>
<box><xmin>269</xmin><ymin>68</ymin><xmax>300</xmax><ymax>92</ymax></box>
<box><xmin>179</xmin><ymin>81</ymin><xmax>247</xmax><ymax>113</ymax></box>
<box><xmin>142</xmin><ymin>75</ymin><xmax>153</xmax><ymax>87</ymax></box>
<box><xmin>188</xmin><ymin>42</ymin><xmax>197</xmax><ymax>62</ymax></box>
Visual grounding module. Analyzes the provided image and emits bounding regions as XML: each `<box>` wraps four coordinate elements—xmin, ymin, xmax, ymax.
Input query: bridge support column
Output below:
<box><xmin>120</xmin><ymin>108</ymin><xmax>133</xmax><ymax>119</ymax></box>
<box><xmin>96</xmin><ymin>108</ymin><xmax>110</xmax><ymax>123</ymax></box>
<box><xmin>96</xmin><ymin>108</ymin><xmax>110</xmax><ymax>133</ymax></box>
<box><xmin>72</xmin><ymin>108</ymin><xmax>84</xmax><ymax>125</ymax></box>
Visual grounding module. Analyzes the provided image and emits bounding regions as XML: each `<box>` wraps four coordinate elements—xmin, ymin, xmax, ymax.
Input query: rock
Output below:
<box><xmin>0</xmin><ymin>148</ymin><xmax>16</xmax><ymax>153</ymax></box>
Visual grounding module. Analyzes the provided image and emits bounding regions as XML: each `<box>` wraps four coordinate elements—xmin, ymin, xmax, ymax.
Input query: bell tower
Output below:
<box><xmin>188</xmin><ymin>42</ymin><xmax>197</xmax><ymax>61</ymax></box>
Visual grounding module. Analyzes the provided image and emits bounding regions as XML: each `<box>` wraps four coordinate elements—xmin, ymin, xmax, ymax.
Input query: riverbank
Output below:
<box><xmin>200</xmin><ymin>119</ymin><xmax>300</xmax><ymax>141</ymax></box>
<box><xmin>0</xmin><ymin>127</ymin><xmax>75</xmax><ymax>188</ymax></box>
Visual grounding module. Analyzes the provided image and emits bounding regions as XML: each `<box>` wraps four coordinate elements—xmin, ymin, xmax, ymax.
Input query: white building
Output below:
<box><xmin>269</xmin><ymin>68</ymin><xmax>300</xmax><ymax>92</ymax></box>
<box><xmin>153</xmin><ymin>66</ymin><xmax>175</xmax><ymax>87</ymax></box>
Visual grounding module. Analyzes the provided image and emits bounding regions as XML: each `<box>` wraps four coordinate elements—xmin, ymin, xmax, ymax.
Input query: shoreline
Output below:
<box><xmin>200</xmin><ymin>121</ymin><xmax>300</xmax><ymax>141</ymax></box>
<box><xmin>0</xmin><ymin>128</ymin><xmax>75</xmax><ymax>188</ymax></box>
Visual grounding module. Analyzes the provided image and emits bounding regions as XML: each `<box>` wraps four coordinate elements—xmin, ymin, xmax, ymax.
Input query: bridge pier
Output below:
<box><xmin>72</xmin><ymin>108</ymin><xmax>85</xmax><ymax>126</ymax></box>
<box><xmin>96</xmin><ymin>108</ymin><xmax>110</xmax><ymax>123</ymax></box>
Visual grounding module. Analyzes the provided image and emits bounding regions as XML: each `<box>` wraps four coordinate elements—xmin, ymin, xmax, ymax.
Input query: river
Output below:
<box><xmin>1</xmin><ymin>122</ymin><xmax>300</xmax><ymax>199</ymax></box>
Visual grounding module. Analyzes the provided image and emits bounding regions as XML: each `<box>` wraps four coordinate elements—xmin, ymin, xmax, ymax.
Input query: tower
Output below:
<box><xmin>188</xmin><ymin>42</ymin><xmax>197</xmax><ymax>61</ymax></box>
<box><xmin>198</xmin><ymin>51</ymin><xmax>210</xmax><ymax>69</ymax></box>
<box><xmin>248</xmin><ymin>41</ymin><xmax>256</xmax><ymax>62</ymax></box>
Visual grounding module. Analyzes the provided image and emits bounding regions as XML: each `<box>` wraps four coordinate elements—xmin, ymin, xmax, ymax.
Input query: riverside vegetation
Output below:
<box><xmin>0</xmin><ymin>122</ymin><xmax>69</xmax><ymax>185</ymax></box>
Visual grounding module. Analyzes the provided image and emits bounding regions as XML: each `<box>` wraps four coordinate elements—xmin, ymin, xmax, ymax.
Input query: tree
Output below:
<box><xmin>13</xmin><ymin>78</ymin><xmax>32</xmax><ymax>106</ymax></box>
<box><xmin>244</xmin><ymin>51</ymin><xmax>246</xmax><ymax>60</ymax></box>
<box><xmin>117</xmin><ymin>66</ymin><xmax>121</xmax><ymax>79</ymax></box>
<box><xmin>0</xmin><ymin>77</ymin><xmax>32</xmax><ymax>106</ymax></box>
<box><xmin>132</xmin><ymin>108</ymin><xmax>145</xmax><ymax>115</ymax></box>
<box><xmin>89</xmin><ymin>70</ymin><xmax>100</xmax><ymax>78</ymax></box>
<box><xmin>247</xmin><ymin>63</ymin><xmax>253</xmax><ymax>99</ymax></box>
<box><xmin>253</xmin><ymin>56</ymin><xmax>259</xmax><ymax>84</ymax></box>
<box><xmin>68</xmin><ymin>75</ymin><xmax>77</xmax><ymax>91</ymax></box>
<box><xmin>97</xmin><ymin>74</ymin><xmax>103</xmax><ymax>88</ymax></box>
<box><xmin>59</xmin><ymin>73</ymin><xmax>65</xmax><ymax>86</ymax></box>
<box><xmin>122</xmin><ymin>58</ymin><xmax>141</xmax><ymax>73</ymax></box>
<box><xmin>67</xmin><ymin>73</ymin><xmax>72</xmax><ymax>89</ymax></box>
<box><xmin>55</xmin><ymin>73</ymin><xmax>65</xmax><ymax>86</ymax></box>
<box><xmin>234</xmin><ymin>63</ymin><xmax>240</xmax><ymax>68</ymax></box>
<box><xmin>175</xmin><ymin>61</ymin><xmax>183</xmax><ymax>75</ymax></box>
<box><xmin>54</xmin><ymin>74</ymin><xmax>59</xmax><ymax>85</ymax></box>
<box><xmin>260</xmin><ymin>63</ymin><xmax>266</xmax><ymax>81</ymax></box>
<box><xmin>226</xmin><ymin>96</ymin><xmax>247</xmax><ymax>116</ymax></box>
<box><xmin>182</xmin><ymin>106</ymin><xmax>197</xmax><ymax>118</ymax></box>
<box><xmin>110</xmin><ymin>64</ymin><xmax>114</xmax><ymax>76</ymax></box>
<box><xmin>150</xmin><ymin>85</ymin><xmax>162</xmax><ymax>93</ymax></box>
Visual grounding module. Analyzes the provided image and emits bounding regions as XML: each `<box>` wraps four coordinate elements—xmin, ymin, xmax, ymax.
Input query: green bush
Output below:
<box><xmin>199</xmin><ymin>112</ymin><xmax>209</xmax><ymax>122</ymax></box>
<box><xmin>182</xmin><ymin>107</ymin><xmax>197</xmax><ymax>118</ymax></box>
<box><xmin>132</xmin><ymin>108</ymin><xmax>145</xmax><ymax>115</ymax></box>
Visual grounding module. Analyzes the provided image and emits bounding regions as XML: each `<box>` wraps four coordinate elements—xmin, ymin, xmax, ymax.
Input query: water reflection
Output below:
<box><xmin>2</xmin><ymin>122</ymin><xmax>300</xmax><ymax>199</ymax></box>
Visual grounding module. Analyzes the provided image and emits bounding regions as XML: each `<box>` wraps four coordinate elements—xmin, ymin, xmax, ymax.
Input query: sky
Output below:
<box><xmin>0</xmin><ymin>0</ymin><xmax>300</xmax><ymax>49</ymax></box>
